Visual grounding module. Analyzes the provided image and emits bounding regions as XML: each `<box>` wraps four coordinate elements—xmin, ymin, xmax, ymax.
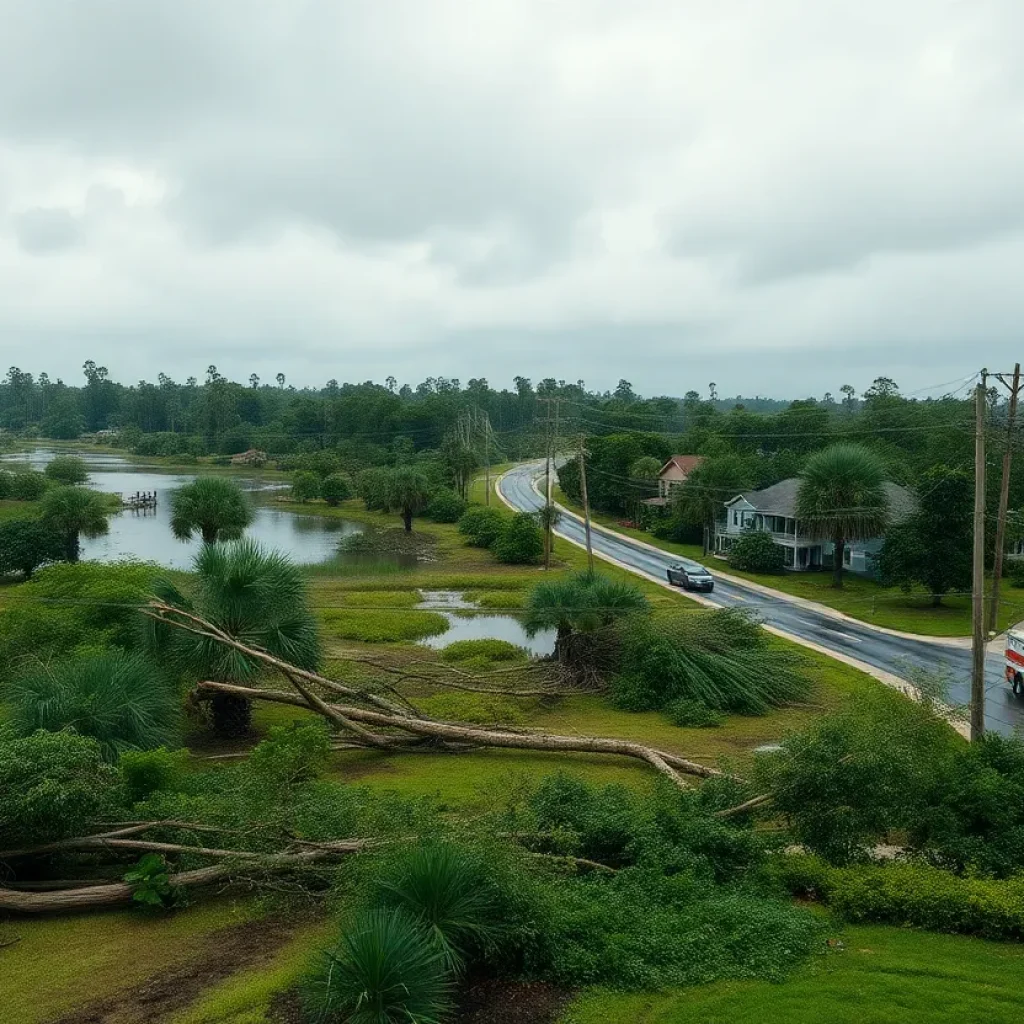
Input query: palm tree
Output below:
<box><xmin>389</xmin><ymin>468</ymin><xmax>431</xmax><ymax>532</ymax></box>
<box><xmin>169</xmin><ymin>477</ymin><xmax>253</xmax><ymax>545</ymax></box>
<box><xmin>148</xmin><ymin>539</ymin><xmax>321</xmax><ymax>737</ymax></box>
<box><xmin>796</xmin><ymin>444</ymin><xmax>890</xmax><ymax>588</ymax></box>
<box><xmin>524</xmin><ymin>571</ymin><xmax>649</xmax><ymax>677</ymax></box>
<box><xmin>39</xmin><ymin>485</ymin><xmax>110</xmax><ymax>562</ymax></box>
<box><xmin>8</xmin><ymin>651</ymin><xmax>180</xmax><ymax>762</ymax></box>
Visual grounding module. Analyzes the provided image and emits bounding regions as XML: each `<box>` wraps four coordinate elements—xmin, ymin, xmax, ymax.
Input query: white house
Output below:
<box><xmin>714</xmin><ymin>478</ymin><xmax>916</xmax><ymax>574</ymax></box>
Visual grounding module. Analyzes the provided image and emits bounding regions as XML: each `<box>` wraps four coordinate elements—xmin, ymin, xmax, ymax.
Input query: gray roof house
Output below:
<box><xmin>714</xmin><ymin>479</ymin><xmax>916</xmax><ymax>575</ymax></box>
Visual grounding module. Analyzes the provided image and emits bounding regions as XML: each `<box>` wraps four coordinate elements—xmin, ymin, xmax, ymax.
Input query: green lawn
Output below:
<box><xmin>552</xmin><ymin>484</ymin><xmax>1023</xmax><ymax>638</ymax></box>
<box><xmin>563</xmin><ymin>925</ymin><xmax>1024</xmax><ymax>1024</ymax></box>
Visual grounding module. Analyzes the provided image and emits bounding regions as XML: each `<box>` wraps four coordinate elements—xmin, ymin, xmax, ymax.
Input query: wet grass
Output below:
<box><xmin>563</xmin><ymin>924</ymin><xmax>1024</xmax><ymax>1024</ymax></box>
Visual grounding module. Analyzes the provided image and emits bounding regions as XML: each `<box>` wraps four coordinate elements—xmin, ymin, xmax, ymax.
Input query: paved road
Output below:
<box><xmin>499</xmin><ymin>463</ymin><xmax>1022</xmax><ymax>737</ymax></box>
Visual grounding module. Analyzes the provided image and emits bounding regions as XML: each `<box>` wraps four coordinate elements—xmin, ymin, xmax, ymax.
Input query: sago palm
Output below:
<box><xmin>39</xmin><ymin>485</ymin><xmax>111</xmax><ymax>562</ymax></box>
<box><xmin>307</xmin><ymin>907</ymin><xmax>453</xmax><ymax>1024</ymax></box>
<box><xmin>169</xmin><ymin>477</ymin><xmax>253</xmax><ymax>545</ymax></box>
<box><xmin>148</xmin><ymin>539</ymin><xmax>321</xmax><ymax>738</ymax></box>
<box><xmin>7</xmin><ymin>650</ymin><xmax>180</xmax><ymax>762</ymax></box>
<box><xmin>796</xmin><ymin>444</ymin><xmax>890</xmax><ymax>588</ymax></box>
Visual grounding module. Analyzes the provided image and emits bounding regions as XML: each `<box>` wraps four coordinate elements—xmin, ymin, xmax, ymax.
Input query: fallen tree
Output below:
<box><xmin>144</xmin><ymin>600</ymin><xmax>732</xmax><ymax>789</ymax></box>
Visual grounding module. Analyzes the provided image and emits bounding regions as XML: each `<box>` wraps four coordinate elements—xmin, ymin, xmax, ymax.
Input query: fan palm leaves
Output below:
<box><xmin>169</xmin><ymin>477</ymin><xmax>253</xmax><ymax>545</ymax></box>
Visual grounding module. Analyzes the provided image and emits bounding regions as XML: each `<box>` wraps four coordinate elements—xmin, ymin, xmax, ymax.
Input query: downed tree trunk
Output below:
<box><xmin>199</xmin><ymin>680</ymin><xmax>727</xmax><ymax>787</ymax></box>
<box><xmin>146</xmin><ymin>601</ymin><xmax>737</xmax><ymax>789</ymax></box>
<box><xmin>0</xmin><ymin>840</ymin><xmax>371</xmax><ymax>914</ymax></box>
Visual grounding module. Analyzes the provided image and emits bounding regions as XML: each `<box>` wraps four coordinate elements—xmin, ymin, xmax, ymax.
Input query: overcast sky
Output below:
<box><xmin>1</xmin><ymin>1</ymin><xmax>1020</xmax><ymax>398</ymax></box>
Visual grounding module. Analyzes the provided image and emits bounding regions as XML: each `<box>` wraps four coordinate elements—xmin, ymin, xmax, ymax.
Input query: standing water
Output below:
<box><xmin>1</xmin><ymin>448</ymin><xmax>365</xmax><ymax>570</ymax></box>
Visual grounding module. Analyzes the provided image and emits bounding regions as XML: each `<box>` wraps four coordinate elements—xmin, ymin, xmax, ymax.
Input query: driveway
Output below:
<box><xmin>498</xmin><ymin>462</ymin><xmax>1022</xmax><ymax>737</ymax></box>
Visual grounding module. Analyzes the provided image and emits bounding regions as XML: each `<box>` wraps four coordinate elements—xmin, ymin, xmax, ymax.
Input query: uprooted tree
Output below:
<box><xmin>0</xmin><ymin>597</ymin><xmax>746</xmax><ymax>914</ymax></box>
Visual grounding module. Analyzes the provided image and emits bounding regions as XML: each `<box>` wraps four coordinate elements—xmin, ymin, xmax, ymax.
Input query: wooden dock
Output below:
<box><xmin>121</xmin><ymin>491</ymin><xmax>158</xmax><ymax>510</ymax></box>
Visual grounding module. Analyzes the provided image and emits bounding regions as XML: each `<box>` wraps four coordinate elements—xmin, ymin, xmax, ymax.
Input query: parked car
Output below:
<box><xmin>667</xmin><ymin>563</ymin><xmax>715</xmax><ymax>592</ymax></box>
<box><xmin>1005</xmin><ymin>629</ymin><xmax>1024</xmax><ymax>696</ymax></box>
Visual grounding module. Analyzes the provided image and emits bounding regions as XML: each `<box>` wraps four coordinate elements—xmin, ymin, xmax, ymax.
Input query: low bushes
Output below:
<box><xmin>424</xmin><ymin>488</ymin><xmax>467</xmax><ymax>523</ymax></box>
<box><xmin>440</xmin><ymin>639</ymin><xmax>530</xmax><ymax>664</ymax></box>
<box><xmin>457</xmin><ymin>507</ymin><xmax>508</xmax><ymax>548</ymax></box>
<box><xmin>728</xmin><ymin>530</ymin><xmax>785</xmax><ymax>573</ymax></box>
<box><xmin>777</xmin><ymin>855</ymin><xmax>1024</xmax><ymax>941</ymax></box>
<box><xmin>321</xmin><ymin>473</ymin><xmax>354</xmax><ymax>506</ymax></box>
<box><xmin>320</xmin><ymin>608</ymin><xmax>449</xmax><ymax>643</ymax></box>
<box><xmin>6</xmin><ymin>651</ymin><xmax>181</xmax><ymax>761</ymax></box>
<box><xmin>4</xmin><ymin>470</ymin><xmax>49</xmax><ymax>500</ymax></box>
<box><xmin>492</xmin><ymin>512</ymin><xmax>544</xmax><ymax>565</ymax></box>
<box><xmin>665</xmin><ymin>697</ymin><xmax>726</xmax><ymax>728</ymax></box>
<box><xmin>290</xmin><ymin>470</ymin><xmax>321</xmax><ymax>503</ymax></box>
<box><xmin>0</xmin><ymin>730</ymin><xmax>120</xmax><ymax>848</ymax></box>
<box><xmin>43</xmin><ymin>455</ymin><xmax>88</xmax><ymax>485</ymax></box>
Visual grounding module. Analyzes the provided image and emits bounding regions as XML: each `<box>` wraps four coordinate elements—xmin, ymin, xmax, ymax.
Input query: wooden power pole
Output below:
<box><xmin>971</xmin><ymin>374</ymin><xmax>988</xmax><ymax>741</ymax></box>
<box><xmin>579</xmin><ymin>433</ymin><xmax>594</xmax><ymax>573</ymax></box>
<box><xmin>989</xmin><ymin>363</ymin><xmax>1021</xmax><ymax>634</ymax></box>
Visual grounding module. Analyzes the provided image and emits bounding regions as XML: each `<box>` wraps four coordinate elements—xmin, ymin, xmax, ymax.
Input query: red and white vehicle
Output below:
<box><xmin>1005</xmin><ymin>631</ymin><xmax>1024</xmax><ymax>696</ymax></box>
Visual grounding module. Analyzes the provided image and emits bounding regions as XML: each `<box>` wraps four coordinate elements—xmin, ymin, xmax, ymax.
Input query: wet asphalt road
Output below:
<box><xmin>498</xmin><ymin>463</ymin><xmax>1022</xmax><ymax>737</ymax></box>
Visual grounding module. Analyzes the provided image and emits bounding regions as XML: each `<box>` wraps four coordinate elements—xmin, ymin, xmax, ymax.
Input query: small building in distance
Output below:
<box><xmin>642</xmin><ymin>455</ymin><xmax>704</xmax><ymax>509</ymax></box>
<box><xmin>230</xmin><ymin>448</ymin><xmax>268</xmax><ymax>467</ymax></box>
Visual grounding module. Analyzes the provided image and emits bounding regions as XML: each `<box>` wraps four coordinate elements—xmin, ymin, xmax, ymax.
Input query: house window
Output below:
<box><xmin>733</xmin><ymin>511</ymin><xmax>739</xmax><ymax>526</ymax></box>
<box><xmin>783</xmin><ymin>546</ymin><xmax>795</xmax><ymax>567</ymax></box>
<box><xmin>843</xmin><ymin>547</ymin><xmax>852</xmax><ymax>566</ymax></box>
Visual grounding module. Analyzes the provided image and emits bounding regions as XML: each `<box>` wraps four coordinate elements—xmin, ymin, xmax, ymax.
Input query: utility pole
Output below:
<box><xmin>537</xmin><ymin>397</ymin><xmax>562</xmax><ymax>569</ymax></box>
<box><xmin>971</xmin><ymin>372</ymin><xmax>988</xmax><ymax>741</ymax></box>
<box><xmin>989</xmin><ymin>363</ymin><xmax>1021</xmax><ymax>635</ymax></box>
<box><xmin>579</xmin><ymin>433</ymin><xmax>594</xmax><ymax>573</ymax></box>
<box><xmin>484</xmin><ymin>413</ymin><xmax>491</xmax><ymax>506</ymax></box>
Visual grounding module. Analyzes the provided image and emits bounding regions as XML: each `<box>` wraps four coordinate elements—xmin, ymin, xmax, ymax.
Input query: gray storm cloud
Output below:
<box><xmin>0</xmin><ymin>0</ymin><xmax>1021</xmax><ymax>395</ymax></box>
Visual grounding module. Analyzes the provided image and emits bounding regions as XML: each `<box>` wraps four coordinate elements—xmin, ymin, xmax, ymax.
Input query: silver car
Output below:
<box><xmin>666</xmin><ymin>563</ymin><xmax>715</xmax><ymax>592</ymax></box>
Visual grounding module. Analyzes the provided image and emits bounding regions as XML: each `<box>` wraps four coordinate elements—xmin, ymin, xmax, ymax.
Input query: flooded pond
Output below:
<box><xmin>416</xmin><ymin>591</ymin><xmax>556</xmax><ymax>657</ymax></box>
<box><xmin>2</xmin><ymin>447</ymin><xmax>366</xmax><ymax>570</ymax></box>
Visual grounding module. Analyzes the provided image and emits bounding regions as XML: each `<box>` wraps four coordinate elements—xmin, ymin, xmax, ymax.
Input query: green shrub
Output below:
<box><xmin>119</xmin><ymin>748</ymin><xmax>189</xmax><ymax>804</ymax></box>
<box><xmin>246</xmin><ymin>722</ymin><xmax>332</xmax><ymax>787</ymax></box>
<box><xmin>521</xmin><ymin>868</ymin><xmax>820</xmax><ymax>991</ymax></box>
<box><xmin>291</xmin><ymin>470</ymin><xmax>321</xmax><ymax>503</ymax></box>
<box><xmin>0</xmin><ymin>517</ymin><xmax>63</xmax><ymax>577</ymax></box>
<box><xmin>612</xmin><ymin>609</ymin><xmax>807</xmax><ymax>714</ymax></box>
<box><xmin>424</xmin><ymin>488</ymin><xmax>466</xmax><ymax>523</ymax></box>
<box><xmin>0</xmin><ymin>470</ymin><xmax>10</xmax><ymax>499</ymax></box>
<box><xmin>492</xmin><ymin>513</ymin><xmax>544</xmax><ymax>565</ymax></box>
<box><xmin>776</xmin><ymin>854</ymin><xmax>1024</xmax><ymax>941</ymax></box>
<box><xmin>8</xmin><ymin>470</ymin><xmax>49</xmax><ymax>500</ymax></box>
<box><xmin>665</xmin><ymin>698</ymin><xmax>726</xmax><ymax>728</ymax></box>
<box><xmin>0</xmin><ymin>560</ymin><xmax>157</xmax><ymax>672</ymax></box>
<box><xmin>7</xmin><ymin>650</ymin><xmax>181</xmax><ymax>762</ymax></box>
<box><xmin>321</xmin><ymin>472</ymin><xmax>354</xmax><ymax>506</ymax></box>
<box><xmin>1011</xmin><ymin>559</ymin><xmax>1024</xmax><ymax>588</ymax></box>
<box><xmin>755</xmin><ymin>687</ymin><xmax>957</xmax><ymax>865</ymax></box>
<box><xmin>457</xmin><ymin>506</ymin><xmax>507</xmax><ymax>547</ymax></box>
<box><xmin>914</xmin><ymin>734</ymin><xmax>1024</xmax><ymax>878</ymax></box>
<box><xmin>305</xmin><ymin>907</ymin><xmax>453</xmax><ymax>1024</ymax></box>
<box><xmin>44</xmin><ymin>455</ymin><xmax>89</xmax><ymax>485</ymax></box>
<box><xmin>0</xmin><ymin>730</ymin><xmax>121</xmax><ymax>848</ymax></box>
<box><xmin>321</xmin><ymin>608</ymin><xmax>449</xmax><ymax>643</ymax></box>
<box><xmin>439</xmin><ymin>639</ymin><xmax>529</xmax><ymax>664</ymax></box>
<box><xmin>358</xmin><ymin>467</ymin><xmax>395</xmax><ymax>512</ymax></box>
<box><xmin>374</xmin><ymin>842</ymin><xmax>504</xmax><ymax>971</ymax></box>
<box><xmin>728</xmin><ymin>530</ymin><xmax>786</xmax><ymax>573</ymax></box>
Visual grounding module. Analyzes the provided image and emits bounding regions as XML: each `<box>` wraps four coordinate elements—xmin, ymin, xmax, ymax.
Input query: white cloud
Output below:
<box><xmin>0</xmin><ymin>0</ymin><xmax>1021</xmax><ymax>395</ymax></box>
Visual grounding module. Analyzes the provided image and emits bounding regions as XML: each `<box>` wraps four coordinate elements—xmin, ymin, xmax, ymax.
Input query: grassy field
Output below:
<box><xmin>552</xmin><ymin>484</ymin><xmax>1024</xmax><ymax>637</ymax></box>
<box><xmin>564</xmin><ymin>924</ymin><xmax>1024</xmax><ymax>1024</ymax></box>
<box><xmin>3</xmin><ymin>468</ymin><xmax>1015</xmax><ymax>1024</ymax></box>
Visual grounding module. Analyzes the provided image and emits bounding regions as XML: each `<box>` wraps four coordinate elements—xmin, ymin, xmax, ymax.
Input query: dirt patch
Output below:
<box><xmin>455</xmin><ymin>979</ymin><xmax>573</xmax><ymax>1024</ymax></box>
<box><xmin>48</xmin><ymin>913</ymin><xmax>310</xmax><ymax>1024</ymax></box>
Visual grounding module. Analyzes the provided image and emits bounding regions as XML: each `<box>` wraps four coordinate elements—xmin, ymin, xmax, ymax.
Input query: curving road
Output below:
<box><xmin>498</xmin><ymin>462</ymin><xmax>1022</xmax><ymax>737</ymax></box>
